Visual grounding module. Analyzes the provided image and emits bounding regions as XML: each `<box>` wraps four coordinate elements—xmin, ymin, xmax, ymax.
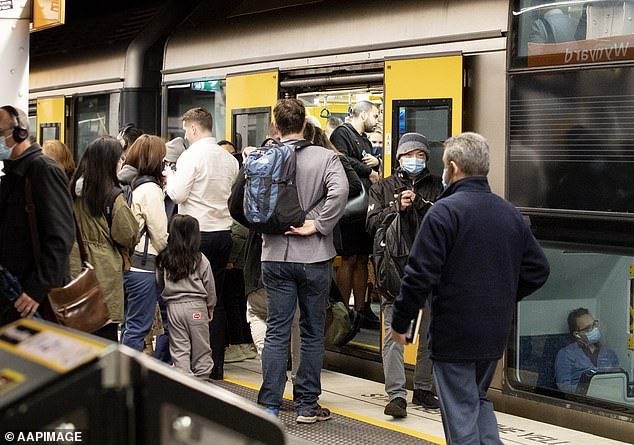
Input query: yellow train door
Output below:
<box><xmin>225</xmin><ymin>70</ymin><xmax>279</xmax><ymax>150</ymax></box>
<box><xmin>383</xmin><ymin>54</ymin><xmax>463</xmax><ymax>365</ymax></box>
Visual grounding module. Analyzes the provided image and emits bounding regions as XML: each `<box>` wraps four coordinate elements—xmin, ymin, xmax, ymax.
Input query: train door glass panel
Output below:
<box><xmin>74</xmin><ymin>95</ymin><xmax>109</xmax><ymax>161</ymax></box>
<box><xmin>511</xmin><ymin>0</ymin><xmax>634</xmax><ymax>69</ymax></box>
<box><xmin>231</xmin><ymin>108</ymin><xmax>270</xmax><ymax>151</ymax></box>
<box><xmin>166</xmin><ymin>81</ymin><xmax>227</xmax><ymax>141</ymax></box>
<box><xmin>391</xmin><ymin>99</ymin><xmax>451</xmax><ymax>176</ymax></box>
<box><xmin>509</xmin><ymin>245</ymin><xmax>634</xmax><ymax>412</ymax></box>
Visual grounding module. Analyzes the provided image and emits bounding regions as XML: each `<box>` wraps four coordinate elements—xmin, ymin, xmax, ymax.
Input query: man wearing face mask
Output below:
<box><xmin>366</xmin><ymin>132</ymin><xmax>443</xmax><ymax>416</ymax></box>
<box><xmin>555</xmin><ymin>308</ymin><xmax>620</xmax><ymax>393</ymax></box>
<box><xmin>0</xmin><ymin>105</ymin><xmax>74</xmax><ymax>325</ymax></box>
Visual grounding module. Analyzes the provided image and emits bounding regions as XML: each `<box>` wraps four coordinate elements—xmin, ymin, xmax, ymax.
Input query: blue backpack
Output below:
<box><xmin>243</xmin><ymin>138</ymin><xmax>315</xmax><ymax>234</ymax></box>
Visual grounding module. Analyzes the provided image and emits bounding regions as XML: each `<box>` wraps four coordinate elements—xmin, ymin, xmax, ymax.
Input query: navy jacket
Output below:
<box><xmin>392</xmin><ymin>176</ymin><xmax>549</xmax><ymax>362</ymax></box>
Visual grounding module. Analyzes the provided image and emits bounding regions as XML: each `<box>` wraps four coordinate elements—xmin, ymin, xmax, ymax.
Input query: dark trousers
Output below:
<box><xmin>200</xmin><ymin>230</ymin><xmax>232</xmax><ymax>378</ymax></box>
<box><xmin>224</xmin><ymin>268</ymin><xmax>252</xmax><ymax>345</ymax></box>
<box><xmin>433</xmin><ymin>360</ymin><xmax>502</xmax><ymax>445</ymax></box>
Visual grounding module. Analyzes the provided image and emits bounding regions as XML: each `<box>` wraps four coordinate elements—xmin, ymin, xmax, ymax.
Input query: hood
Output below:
<box><xmin>117</xmin><ymin>164</ymin><xmax>138</xmax><ymax>185</ymax></box>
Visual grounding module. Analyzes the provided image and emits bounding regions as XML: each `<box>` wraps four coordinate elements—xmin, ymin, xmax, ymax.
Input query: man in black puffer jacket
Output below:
<box><xmin>392</xmin><ymin>132</ymin><xmax>550</xmax><ymax>445</ymax></box>
<box><xmin>366</xmin><ymin>132</ymin><xmax>443</xmax><ymax>417</ymax></box>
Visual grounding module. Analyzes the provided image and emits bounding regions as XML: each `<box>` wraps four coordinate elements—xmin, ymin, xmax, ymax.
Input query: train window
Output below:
<box><xmin>510</xmin><ymin>0</ymin><xmax>634</xmax><ymax>69</ymax></box>
<box><xmin>166</xmin><ymin>81</ymin><xmax>227</xmax><ymax>141</ymax></box>
<box><xmin>231</xmin><ymin>108</ymin><xmax>270</xmax><ymax>151</ymax></box>
<box><xmin>75</xmin><ymin>95</ymin><xmax>110</xmax><ymax>161</ymax></box>
<box><xmin>391</xmin><ymin>99</ymin><xmax>451</xmax><ymax>177</ymax></box>
<box><xmin>507</xmin><ymin>67</ymin><xmax>634</xmax><ymax>216</ymax></box>
<box><xmin>509</xmin><ymin>245</ymin><xmax>634</xmax><ymax>412</ymax></box>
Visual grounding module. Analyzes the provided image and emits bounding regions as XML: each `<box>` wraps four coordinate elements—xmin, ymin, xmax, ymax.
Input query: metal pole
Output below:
<box><xmin>0</xmin><ymin>0</ymin><xmax>30</xmax><ymax>110</ymax></box>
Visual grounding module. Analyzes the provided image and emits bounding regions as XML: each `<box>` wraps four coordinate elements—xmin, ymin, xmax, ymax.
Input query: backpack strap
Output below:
<box><xmin>104</xmin><ymin>187</ymin><xmax>123</xmax><ymax>229</ymax></box>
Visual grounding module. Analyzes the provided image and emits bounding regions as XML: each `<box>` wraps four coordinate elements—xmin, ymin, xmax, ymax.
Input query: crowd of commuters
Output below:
<box><xmin>0</xmin><ymin>100</ymin><xmax>556</xmax><ymax>444</ymax></box>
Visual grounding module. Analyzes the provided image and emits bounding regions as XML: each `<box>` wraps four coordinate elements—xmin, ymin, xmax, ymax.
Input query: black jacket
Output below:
<box><xmin>366</xmin><ymin>168</ymin><xmax>443</xmax><ymax>237</ymax></box>
<box><xmin>330</xmin><ymin>123</ymin><xmax>374</xmax><ymax>181</ymax></box>
<box><xmin>392</xmin><ymin>177</ymin><xmax>550</xmax><ymax>362</ymax></box>
<box><xmin>0</xmin><ymin>145</ymin><xmax>75</xmax><ymax>323</ymax></box>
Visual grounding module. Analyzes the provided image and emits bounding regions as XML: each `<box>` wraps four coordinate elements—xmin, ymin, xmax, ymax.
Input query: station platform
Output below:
<box><xmin>218</xmin><ymin>359</ymin><xmax>630</xmax><ymax>445</ymax></box>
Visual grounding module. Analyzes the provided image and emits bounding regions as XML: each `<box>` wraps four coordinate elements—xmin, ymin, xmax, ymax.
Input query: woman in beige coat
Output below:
<box><xmin>70</xmin><ymin>136</ymin><xmax>138</xmax><ymax>341</ymax></box>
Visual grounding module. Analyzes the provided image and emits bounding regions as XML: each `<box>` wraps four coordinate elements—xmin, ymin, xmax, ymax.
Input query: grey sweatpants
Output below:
<box><xmin>382</xmin><ymin>301</ymin><xmax>433</xmax><ymax>401</ymax></box>
<box><xmin>167</xmin><ymin>299</ymin><xmax>213</xmax><ymax>378</ymax></box>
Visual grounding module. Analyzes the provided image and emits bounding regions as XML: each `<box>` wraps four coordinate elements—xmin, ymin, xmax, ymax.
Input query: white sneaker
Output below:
<box><xmin>224</xmin><ymin>344</ymin><xmax>247</xmax><ymax>363</ymax></box>
<box><xmin>240</xmin><ymin>343</ymin><xmax>257</xmax><ymax>359</ymax></box>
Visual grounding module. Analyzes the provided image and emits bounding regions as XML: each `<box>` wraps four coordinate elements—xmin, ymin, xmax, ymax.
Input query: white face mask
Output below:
<box><xmin>0</xmin><ymin>136</ymin><xmax>15</xmax><ymax>161</ymax></box>
<box><xmin>442</xmin><ymin>168</ymin><xmax>449</xmax><ymax>189</ymax></box>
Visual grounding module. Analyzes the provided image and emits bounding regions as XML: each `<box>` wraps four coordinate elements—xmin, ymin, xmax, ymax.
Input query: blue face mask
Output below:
<box><xmin>402</xmin><ymin>158</ymin><xmax>425</xmax><ymax>176</ymax></box>
<box><xmin>0</xmin><ymin>136</ymin><xmax>14</xmax><ymax>161</ymax></box>
<box><xmin>584</xmin><ymin>326</ymin><xmax>601</xmax><ymax>344</ymax></box>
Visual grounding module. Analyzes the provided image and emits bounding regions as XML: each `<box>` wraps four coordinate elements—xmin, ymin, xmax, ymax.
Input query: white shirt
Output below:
<box><xmin>165</xmin><ymin>136</ymin><xmax>238</xmax><ymax>232</ymax></box>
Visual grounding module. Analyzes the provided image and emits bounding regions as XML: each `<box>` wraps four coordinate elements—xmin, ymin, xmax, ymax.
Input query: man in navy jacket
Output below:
<box><xmin>392</xmin><ymin>132</ymin><xmax>549</xmax><ymax>445</ymax></box>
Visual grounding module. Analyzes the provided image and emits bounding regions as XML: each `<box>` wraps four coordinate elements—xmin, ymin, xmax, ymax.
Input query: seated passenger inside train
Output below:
<box><xmin>529</xmin><ymin>0</ymin><xmax>579</xmax><ymax>43</ymax></box>
<box><xmin>555</xmin><ymin>308</ymin><xmax>621</xmax><ymax>393</ymax></box>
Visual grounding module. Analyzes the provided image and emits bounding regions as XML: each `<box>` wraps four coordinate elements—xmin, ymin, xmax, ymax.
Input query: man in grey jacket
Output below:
<box><xmin>257</xmin><ymin>99</ymin><xmax>348</xmax><ymax>423</ymax></box>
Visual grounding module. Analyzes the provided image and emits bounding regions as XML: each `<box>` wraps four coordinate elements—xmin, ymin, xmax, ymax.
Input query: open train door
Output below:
<box><xmin>382</xmin><ymin>54</ymin><xmax>463</xmax><ymax>365</ymax></box>
<box><xmin>225</xmin><ymin>70</ymin><xmax>279</xmax><ymax>151</ymax></box>
<box><xmin>36</xmin><ymin>97</ymin><xmax>65</xmax><ymax>146</ymax></box>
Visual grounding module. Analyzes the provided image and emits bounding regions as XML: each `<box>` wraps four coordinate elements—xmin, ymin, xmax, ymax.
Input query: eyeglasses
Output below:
<box><xmin>577</xmin><ymin>319</ymin><xmax>599</xmax><ymax>334</ymax></box>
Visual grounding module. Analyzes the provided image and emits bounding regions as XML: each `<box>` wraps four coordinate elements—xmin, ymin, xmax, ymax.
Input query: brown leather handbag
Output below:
<box><xmin>26</xmin><ymin>178</ymin><xmax>111</xmax><ymax>333</ymax></box>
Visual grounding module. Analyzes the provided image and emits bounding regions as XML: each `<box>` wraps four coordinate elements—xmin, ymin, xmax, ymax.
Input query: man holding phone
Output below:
<box><xmin>366</xmin><ymin>132</ymin><xmax>443</xmax><ymax>417</ymax></box>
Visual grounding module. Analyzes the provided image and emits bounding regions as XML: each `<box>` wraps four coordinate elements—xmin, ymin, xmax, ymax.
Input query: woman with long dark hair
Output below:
<box><xmin>120</xmin><ymin>135</ymin><xmax>169</xmax><ymax>352</ymax></box>
<box><xmin>157</xmin><ymin>215</ymin><xmax>216</xmax><ymax>378</ymax></box>
<box><xmin>70</xmin><ymin>136</ymin><xmax>138</xmax><ymax>341</ymax></box>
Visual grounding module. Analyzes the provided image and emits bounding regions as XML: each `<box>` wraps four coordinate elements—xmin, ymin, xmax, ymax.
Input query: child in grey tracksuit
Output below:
<box><xmin>156</xmin><ymin>215</ymin><xmax>216</xmax><ymax>378</ymax></box>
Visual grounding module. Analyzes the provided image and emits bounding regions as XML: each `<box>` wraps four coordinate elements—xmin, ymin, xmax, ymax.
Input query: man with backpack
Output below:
<box><xmin>256</xmin><ymin>99</ymin><xmax>348</xmax><ymax>423</ymax></box>
<box><xmin>366</xmin><ymin>132</ymin><xmax>443</xmax><ymax>417</ymax></box>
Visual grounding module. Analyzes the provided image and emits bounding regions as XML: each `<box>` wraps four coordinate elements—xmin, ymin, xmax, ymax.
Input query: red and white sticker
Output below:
<box><xmin>192</xmin><ymin>312</ymin><xmax>202</xmax><ymax>320</ymax></box>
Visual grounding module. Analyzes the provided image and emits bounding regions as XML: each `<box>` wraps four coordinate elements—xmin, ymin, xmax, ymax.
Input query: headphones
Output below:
<box><xmin>1</xmin><ymin>105</ymin><xmax>29</xmax><ymax>143</ymax></box>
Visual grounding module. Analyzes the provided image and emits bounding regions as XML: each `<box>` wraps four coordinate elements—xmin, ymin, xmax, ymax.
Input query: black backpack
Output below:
<box><xmin>372</xmin><ymin>212</ymin><xmax>415</xmax><ymax>303</ymax></box>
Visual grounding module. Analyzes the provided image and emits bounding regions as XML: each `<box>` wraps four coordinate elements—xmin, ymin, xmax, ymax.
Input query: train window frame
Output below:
<box><xmin>509</xmin><ymin>0</ymin><xmax>634</xmax><ymax>70</ymax></box>
<box><xmin>231</xmin><ymin>107</ymin><xmax>271</xmax><ymax>151</ymax></box>
<box><xmin>506</xmin><ymin>242</ymin><xmax>634</xmax><ymax>416</ymax></box>
<box><xmin>390</xmin><ymin>99</ymin><xmax>451</xmax><ymax>176</ymax></box>
<box><xmin>74</xmin><ymin>94</ymin><xmax>110</xmax><ymax>161</ymax></box>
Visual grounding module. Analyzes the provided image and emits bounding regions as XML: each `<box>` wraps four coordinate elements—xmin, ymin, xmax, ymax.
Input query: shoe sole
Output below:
<box><xmin>384</xmin><ymin>407</ymin><xmax>407</xmax><ymax>418</ymax></box>
<box><xmin>296</xmin><ymin>415</ymin><xmax>317</xmax><ymax>424</ymax></box>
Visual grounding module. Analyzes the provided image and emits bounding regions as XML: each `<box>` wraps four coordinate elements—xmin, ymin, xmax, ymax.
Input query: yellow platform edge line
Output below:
<box><xmin>224</xmin><ymin>376</ymin><xmax>446</xmax><ymax>445</ymax></box>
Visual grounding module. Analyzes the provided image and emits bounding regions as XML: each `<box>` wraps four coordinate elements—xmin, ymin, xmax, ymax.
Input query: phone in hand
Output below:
<box><xmin>394</xmin><ymin>186</ymin><xmax>407</xmax><ymax>195</ymax></box>
<box><xmin>405</xmin><ymin>309</ymin><xmax>424</xmax><ymax>344</ymax></box>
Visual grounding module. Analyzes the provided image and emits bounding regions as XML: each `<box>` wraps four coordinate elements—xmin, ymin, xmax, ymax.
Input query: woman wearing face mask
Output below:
<box><xmin>366</xmin><ymin>132</ymin><xmax>444</xmax><ymax>415</ymax></box>
<box><xmin>554</xmin><ymin>308</ymin><xmax>621</xmax><ymax>393</ymax></box>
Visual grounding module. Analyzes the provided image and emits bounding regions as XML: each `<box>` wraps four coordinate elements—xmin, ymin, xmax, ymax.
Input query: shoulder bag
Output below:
<box><xmin>26</xmin><ymin>178</ymin><xmax>111</xmax><ymax>332</ymax></box>
<box><xmin>339</xmin><ymin>182</ymin><xmax>368</xmax><ymax>224</ymax></box>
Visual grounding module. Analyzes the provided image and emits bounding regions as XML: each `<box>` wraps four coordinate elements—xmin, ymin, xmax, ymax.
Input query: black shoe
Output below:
<box><xmin>384</xmin><ymin>397</ymin><xmax>407</xmax><ymax>418</ymax></box>
<box><xmin>360</xmin><ymin>306</ymin><xmax>381</xmax><ymax>329</ymax></box>
<box><xmin>412</xmin><ymin>389</ymin><xmax>439</xmax><ymax>409</ymax></box>
<box><xmin>209</xmin><ymin>368</ymin><xmax>224</xmax><ymax>381</ymax></box>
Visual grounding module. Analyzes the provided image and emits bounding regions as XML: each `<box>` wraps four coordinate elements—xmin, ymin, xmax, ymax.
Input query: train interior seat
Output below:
<box><xmin>519</xmin><ymin>333</ymin><xmax>572</xmax><ymax>389</ymax></box>
<box><xmin>578</xmin><ymin>368</ymin><xmax>634</xmax><ymax>405</ymax></box>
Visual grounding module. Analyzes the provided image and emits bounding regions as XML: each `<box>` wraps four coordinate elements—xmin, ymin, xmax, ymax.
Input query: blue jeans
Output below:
<box><xmin>257</xmin><ymin>260</ymin><xmax>331</xmax><ymax>411</ymax></box>
<box><xmin>122</xmin><ymin>271</ymin><xmax>160</xmax><ymax>351</ymax></box>
<box><xmin>153</xmin><ymin>296</ymin><xmax>171</xmax><ymax>363</ymax></box>
<box><xmin>433</xmin><ymin>360</ymin><xmax>502</xmax><ymax>445</ymax></box>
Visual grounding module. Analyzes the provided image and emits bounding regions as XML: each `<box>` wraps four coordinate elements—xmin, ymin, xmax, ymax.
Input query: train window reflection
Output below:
<box><xmin>166</xmin><ymin>81</ymin><xmax>227</xmax><ymax>141</ymax></box>
<box><xmin>510</xmin><ymin>246</ymin><xmax>634</xmax><ymax>411</ymax></box>
<box><xmin>75</xmin><ymin>95</ymin><xmax>109</xmax><ymax>161</ymax></box>
<box><xmin>511</xmin><ymin>0</ymin><xmax>634</xmax><ymax>68</ymax></box>
<box><xmin>232</xmin><ymin>108</ymin><xmax>270</xmax><ymax>151</ymax></box>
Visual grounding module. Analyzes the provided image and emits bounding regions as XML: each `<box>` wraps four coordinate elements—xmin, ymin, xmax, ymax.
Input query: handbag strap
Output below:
<box><xmin>25</xmin><ymin>177</ymin><xmax>41</xmax><ymax>264</ymax></box>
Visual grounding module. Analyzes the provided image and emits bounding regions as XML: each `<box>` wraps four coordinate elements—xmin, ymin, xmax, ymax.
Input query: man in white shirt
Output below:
<box><xmin>165</xmin><ymin>107</ymin><xmax>239</xmax><ymax>379</ymax></box>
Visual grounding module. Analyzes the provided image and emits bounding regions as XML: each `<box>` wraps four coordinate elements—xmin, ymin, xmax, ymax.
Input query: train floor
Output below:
<box><xmin>217</xmin><ymin>359</ymin><xmax>630</xmax><ymax>445</ymax></box>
